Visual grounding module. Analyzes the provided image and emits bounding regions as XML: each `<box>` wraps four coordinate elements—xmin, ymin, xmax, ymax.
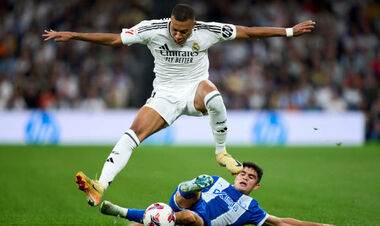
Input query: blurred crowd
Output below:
<box><xmin>0</xmin><ymin>0</ymin><xmax>379</xmax><ymax>140</ymax></box>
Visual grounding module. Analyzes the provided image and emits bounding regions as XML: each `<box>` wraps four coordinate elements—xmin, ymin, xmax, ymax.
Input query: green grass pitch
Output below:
<box><xmin>0</xmin><ymin>144</ymin><xmax>379</xmax><ymax>225</ymax></box>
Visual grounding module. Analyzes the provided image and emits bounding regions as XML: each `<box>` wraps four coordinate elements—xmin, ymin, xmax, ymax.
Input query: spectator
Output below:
<box><xmin>0</xmin><ymin>0</ymin><xmax>378</xmax><ymax>139</ymax></box>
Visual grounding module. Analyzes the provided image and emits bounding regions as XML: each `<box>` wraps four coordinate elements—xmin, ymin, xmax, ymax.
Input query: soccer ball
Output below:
<box><xmin>143</xmin><ymin>202</ymin><xmax>176</xmax><ymax>226</ymax></box>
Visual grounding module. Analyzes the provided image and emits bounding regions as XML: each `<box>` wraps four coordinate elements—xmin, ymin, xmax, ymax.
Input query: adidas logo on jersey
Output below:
<box><xmin>159</xmin><ymin>44</ymin><xmax>170</xmax><ymax>51</ymax></box>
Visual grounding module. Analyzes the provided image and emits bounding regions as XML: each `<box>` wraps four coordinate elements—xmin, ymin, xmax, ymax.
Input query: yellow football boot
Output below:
<box><xmin>75</xmin><ymin>171</ymin><xmax>104</xmax><ymax>207</ymax></box>
<box><xmin>216</xmin><ymin>150</ymin><xmax>243</xmax><ymax>175</ymax></box>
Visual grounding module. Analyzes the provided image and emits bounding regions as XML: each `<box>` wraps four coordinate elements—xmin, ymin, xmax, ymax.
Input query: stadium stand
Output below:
<box><xmin>0</xmin><ymin>0</ymin><xmax>379</xmax><ymax>139</ymax></box>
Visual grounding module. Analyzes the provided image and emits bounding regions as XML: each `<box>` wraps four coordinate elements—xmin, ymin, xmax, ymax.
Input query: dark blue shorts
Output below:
<box><xmin>169</xmin><ymin>187</ymin><xmax>211</xmax><ymax>226</ymax></box>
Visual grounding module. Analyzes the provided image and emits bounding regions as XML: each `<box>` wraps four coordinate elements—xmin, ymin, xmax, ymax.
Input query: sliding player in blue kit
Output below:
<box><xmin>42</xmin><ymin>4</ymin><xmax>315</xmax><ymax>207</ymax></box>
<box><xmin>100</xmin><ymin>162</ymin><xmax>333</xmax><ymax>226</ymax></box>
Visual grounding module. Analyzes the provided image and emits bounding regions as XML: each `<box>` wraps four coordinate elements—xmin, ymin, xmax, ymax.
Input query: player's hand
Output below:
<box><xmin>42</xmin><ymin>29</ymin><xmax>74</xmax><ymax>42</ymax></box>
<box><xmin>292</xmin><ymin>20</ymin><xmax>316</xmax><ymax>36</ymax></box>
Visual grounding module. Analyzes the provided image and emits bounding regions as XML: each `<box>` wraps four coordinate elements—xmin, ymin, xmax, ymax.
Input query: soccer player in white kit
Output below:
<box><xmin>42</xmin><ymin>4</ymin><xmax>315</xmax><ymax>207</ymax></box>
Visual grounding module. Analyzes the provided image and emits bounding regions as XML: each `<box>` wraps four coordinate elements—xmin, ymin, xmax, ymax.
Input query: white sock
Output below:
<box><xmin>99</xmin><ymin>129</ymin><xmax>140</xmax><ymax>189</ymax></box>
<box><xmin>204</xmin><ymin>90</ymin><xmax>227</xmax><ymax>154</ymax></box>
<box><xmin>116</xmin><ymin>206</ymin><xmax>128</xmax><ymax>218</ymax></box>
<box><xmin>121</xmin><ymin>208</ymin><xmax>128</xmax><ymax>218</ymax></box>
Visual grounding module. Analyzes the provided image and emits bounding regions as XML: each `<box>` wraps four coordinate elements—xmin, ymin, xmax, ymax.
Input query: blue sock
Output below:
<box><xmin>126</xmin><ymin>209</ymin><xmax>145</xmax><ymax>223</ymax></box>
<box><xmin>179</xmin><ymin>185</ymin><xmax>196</xmax><ymax>199</ymax></box>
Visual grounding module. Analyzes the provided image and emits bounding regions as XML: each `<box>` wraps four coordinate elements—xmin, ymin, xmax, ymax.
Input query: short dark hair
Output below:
<box><xmin>171</xmin><ymin>4</ymin><xmax>195</xmax><ymax>22</ymax></box>
<box><xmin>243</xmin><ymin>162</ymin><xmax>263</xmax><ymax>183</ymax></box>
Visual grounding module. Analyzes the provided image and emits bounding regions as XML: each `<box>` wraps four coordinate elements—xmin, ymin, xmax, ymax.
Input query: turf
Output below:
<box><xmin>0</xmin><ymin>144</ymin><xmax>379</xmax><ymax>225</ymax></box>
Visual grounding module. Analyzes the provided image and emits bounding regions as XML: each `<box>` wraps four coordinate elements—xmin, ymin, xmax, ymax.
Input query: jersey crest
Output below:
<box><xmin>192</xmin><ymin>42</ymin><xmax>200</xmax><ymax>53</ymax></box>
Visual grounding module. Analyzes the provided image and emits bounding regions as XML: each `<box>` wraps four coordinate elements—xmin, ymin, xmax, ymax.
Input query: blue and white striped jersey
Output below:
<box><xmin>201</xmin><ymin>176</ymin><xmax>268</xmax><ymax>226</ymax></box>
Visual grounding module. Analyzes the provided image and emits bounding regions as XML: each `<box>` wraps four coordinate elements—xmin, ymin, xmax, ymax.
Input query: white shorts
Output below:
<box><xmin>144</xmin><ymin>81</ymin><xmax>205</xmax><ymax>125</ymax></box>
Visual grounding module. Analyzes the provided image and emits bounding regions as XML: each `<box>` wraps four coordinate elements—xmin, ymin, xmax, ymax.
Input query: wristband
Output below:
<box><xmin>286</xmin><ymin>28</ymin><xmax>293</xmax><ymax>37</ymax></box>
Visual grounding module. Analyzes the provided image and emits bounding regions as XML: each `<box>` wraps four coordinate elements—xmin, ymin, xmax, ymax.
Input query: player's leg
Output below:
<box><xmin>175</xmin><ymin>211</ymin><xmax>204</xmax><ymax>226</ymax></box>
<box><xmin>179</xmin><ymin>174</ymin><xmax>214</xmax><ymax>193</ymax></box>
<box><xmin>76</xmin><ymin>106</ymin><xmax>167</xmax><ymax>206</ymax></box>
<box><xmin>100</xmin><ymin>200</ymin><xmax>128</xmax><ymax>218</ymax></box>
<box><xmin>129</xmin><ymin>106</ymin><xmax>168</xmax><ymax>142</ymax></box>
<box><xmin>100</xmin><ymin>200</ymin><xmax>145</xmax><ymax>223</ymax></box>
<box><xmin>194</xmin><ymin>80</ymin><xmax>243</xmax><ymax>174</ymax></box>
<box><xmin>100</xmin><ymin>201</ymin><xmax>202</xmax><ymax>226</ymax></box>
<box><xmin>174</xmin><ymin>174</ymin><xmax>213</xmax><ymax>209</ymax></box>
<box><xmin>98</xmin><ymin>106</ymin><xmax>167</xmax><ymax>191</ymax></box>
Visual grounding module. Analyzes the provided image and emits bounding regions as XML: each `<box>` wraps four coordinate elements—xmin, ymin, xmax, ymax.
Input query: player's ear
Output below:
<box><xmin>253</xmin><ymin>183</ymin><xmax>260</xmax><ymax>191</ymax></box>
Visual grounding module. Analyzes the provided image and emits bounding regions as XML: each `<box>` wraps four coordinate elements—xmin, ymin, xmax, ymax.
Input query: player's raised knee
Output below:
<box><xmin>204</xmin><ymin>90</ymin><xmax>225</xmax><ymax>112</ymax></box>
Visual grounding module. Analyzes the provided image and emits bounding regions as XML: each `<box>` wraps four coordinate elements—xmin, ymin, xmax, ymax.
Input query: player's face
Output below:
<box><xmin>170</xmin><ymin>16</ymin><xmax>195</xmax><ymax>45</ymax></box>
<box><xmin>233</xmin><ymin>167</ymin><xmax>260</xmax><ymax>195</ymax></box>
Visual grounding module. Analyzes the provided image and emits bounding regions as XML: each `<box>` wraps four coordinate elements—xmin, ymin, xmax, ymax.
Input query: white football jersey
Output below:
<box><xmin>120</xmin><ymin>18</ymin><xmax>236</xmax><ymax>90</ymax></box>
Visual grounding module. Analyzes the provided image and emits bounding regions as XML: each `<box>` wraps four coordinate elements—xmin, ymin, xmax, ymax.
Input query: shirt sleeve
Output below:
<box><xmin>120</xmin><ymin>20</ymin><xmax>151</xmax><ymax>46</ymax></box>
<box><xmin>218</xmin><ymin>22</ymin><xmax>236</xmax><ymax>42</ymax></box>
<box><xmin>198</xmin><ymin>21</ymin><xmax>236</xmax><ymax>45</ymax></box>
<box><xmin>247</xmin><ymin>199</ymin><xmax>268</xmax><ymax>226</ymax></box>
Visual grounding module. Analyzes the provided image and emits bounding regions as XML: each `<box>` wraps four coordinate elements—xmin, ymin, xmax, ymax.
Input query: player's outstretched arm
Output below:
<box><xmin>263</xmin><ymin>214</ymin><xmax>333</xmax><ymax>226</ymax></box>
<box><xmin>42</xmin><ymin>29</ymin><xmax>122</xmax><ymax>46</ymax></box>
<box><xmin>235</xmin><ymin>20</ymin><xmax>315</xmax><ymax>39</ymax></box>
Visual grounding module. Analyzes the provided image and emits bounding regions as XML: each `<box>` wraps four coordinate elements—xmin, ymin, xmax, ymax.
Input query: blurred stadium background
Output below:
<box><xmin>0</xmin><ymin>0</ymin><xmax>380</xmax><ymax>225</ymax></box>
<box><xmin>0</xmin><ymin>0</ymin><xmax>379</xmax><ymax>141</ymax></box>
